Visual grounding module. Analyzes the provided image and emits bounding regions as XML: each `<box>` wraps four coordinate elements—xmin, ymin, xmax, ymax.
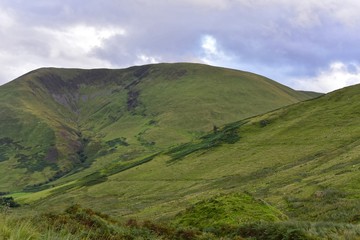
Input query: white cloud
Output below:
<box><xmin>0</xmin><ymin>23</ymin><xmax>126</xmax><ymax>84</ymax></box>
<box><xmin>0</xmin><ymin>8</ymin><xmax>15</xmax><ymax>29</ymax></box>
<box><xmin>201</xmin><ymin>35</ymin><xmax>218</xmax><ymax>56</ymax></box>
<box><xmin>36</xmin><ymin>25</ymin><xmax>126</xmax><ymax>57</ymax></box>
<box><xmin>331</xmin><ymin>0</ymin><xmax>360</xmax><ymax>27</ymax></box>
<box><xmin>293</xmin><ymin>62</ymin><xmax>360</xmax><ymax>92</ymax></box>
<box><xmin>200</xmin><ymin>35</ymin><xmax>234</xmax><ymax>67</ymax></box>
<box><xmin>135</xmin><ymin>54</ymin><xmax>160</xmax><ymax>65</ymax></box>
<box><xmin>181</xmin><ymin>0</ymin><xmax>229</xmax><ymax>9</ymax></box>
<box><xmin>289</xmin><ymin>2</ymin><xmax>324</xmax><ymax>28</ymax></box>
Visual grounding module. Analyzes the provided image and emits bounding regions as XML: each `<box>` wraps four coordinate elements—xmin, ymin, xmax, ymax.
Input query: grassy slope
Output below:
<box><xmin>15</xmin><ymin>83</ymin><xmax>360</xmax><ymax>226</ymax></box>
<box><xmin>173</xmin><ymin>193</ymin><xmax>288</xmax><ymax>228</ymax></box>
<box><xmin>0</xmin><ymin>63</ymin><xmax>313</xmax><ymax>192</ymax></box>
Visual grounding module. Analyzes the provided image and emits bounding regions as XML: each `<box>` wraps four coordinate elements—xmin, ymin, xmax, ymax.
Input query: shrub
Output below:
<box><xmin>0</xmin><ymin>197</ymin><xmax>20</xmax><ymax>208</ymax></box>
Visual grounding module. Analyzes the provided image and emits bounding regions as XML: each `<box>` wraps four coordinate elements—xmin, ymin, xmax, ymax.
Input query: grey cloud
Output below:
<box><xmin>0</xmin><ymin>0</ymin><xmax>360</xmax><ymax>91</ymax></box>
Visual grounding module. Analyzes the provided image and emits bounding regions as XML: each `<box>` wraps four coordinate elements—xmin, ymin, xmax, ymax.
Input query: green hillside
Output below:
<box><xmin>0</xmin><ymin>63</ymin><xmax>314</xmax><ymax>192</ymax></box>
<box><xmin>1</xmin><ymin>64</ymin><xmax>360</xmax><ymax>238</ymax></box>
<box><xmin>174</xmin><ymin>193</ymin><xmax>288</xmax><ymax>228</ymax></box>
<box><xmin>12</xmin><ymin>81</ymin><xmax>359</xmax><ymax>226</ymax></box>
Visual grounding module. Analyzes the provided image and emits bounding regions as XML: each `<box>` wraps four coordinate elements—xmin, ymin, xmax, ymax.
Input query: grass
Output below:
<box><xmin>7</xmin><ymin>63</ymin><xmax>360</xmax><ymax>238</ymax></box>
<box><xmin>0</xmin><ymin>63</ymin><xmax>314</xmax><ymax>192</ymax></box>
<box><xmin>0</xmin><ymin>216</ymin><xmax>41</xmax><ymax>240</ymax></box>
<box><xmin>173</xmin><ymin>192</ymin><xmax>287</xmax><ymax>229</ymax></box>
<box><xmin>166</xmin><ymin>120</ymin><xmax>244</xmax><ymax>162</ymax></box>
<box><xmin>2</xmin><ymin>204</ymin><xmax>360</xmax><ymax>239</ymax></box>
<box><xmin>13</xmin><ymin>82</ymin><xmax>359</xmax><ymax>227</ymax></box>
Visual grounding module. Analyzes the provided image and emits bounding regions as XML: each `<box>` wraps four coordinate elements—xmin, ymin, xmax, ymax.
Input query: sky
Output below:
<box><xmin>0</xmin><ymin>0</ymin><xmax>360</xmax><ymax>92</ymax></box>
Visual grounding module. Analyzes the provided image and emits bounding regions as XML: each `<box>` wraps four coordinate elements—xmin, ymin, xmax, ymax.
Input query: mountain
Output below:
<box><xmin>12</xmin><ymin>81</ymin><xmax>360</xmax><ymax>227</ymax></box>
<box><xmin>2</xmin><ymin>63</ymin><xmax>360</xmax><ymax>239</ymax></box>
<box><xmin>0</xmin><ymin>63</ymin><xmax>317</xmax><ymax>192</ymax></box>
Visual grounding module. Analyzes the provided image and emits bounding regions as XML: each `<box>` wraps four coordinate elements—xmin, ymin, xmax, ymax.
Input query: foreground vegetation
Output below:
<box><xmin>1</xmin><ymin>201</ymin><xmax>360</xmax><ymax>239</ymax></box>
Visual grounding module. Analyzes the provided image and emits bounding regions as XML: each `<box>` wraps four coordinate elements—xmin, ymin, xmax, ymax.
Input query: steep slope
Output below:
<box><xmin>0</xmin><ymin>63</ymin><xmax>314</xmax><ymax>192</ymax></box>
<box><xmin>16</xmin><ymin>83</ymin><xmax>360</xmax><ymax>224</ymax></box>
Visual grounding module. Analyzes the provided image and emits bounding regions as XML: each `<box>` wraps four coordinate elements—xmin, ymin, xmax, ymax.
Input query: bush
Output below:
<box><xmin>0</xmin><ymin>197</ymin><xmax>20</xmax><ymax>208</ymax></box>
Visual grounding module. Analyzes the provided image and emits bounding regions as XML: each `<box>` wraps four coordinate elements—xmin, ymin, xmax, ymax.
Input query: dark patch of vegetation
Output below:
<box><xmin>66</xmin><ymin>153</ymin><xmax>160</xmax><ymax>189</ymax></box>
<box><xmin>350</xmin><ymin>214</ymin><xmax>360</xmax><ymax>224</ymax></box>
<box><xmin>23</xmin><ymin>169</ymin><xmax>71</xmax><ymax>192</ymax></box>
<box><xmin>213</xmin><ymin>125</ymin><xmax>219</xmax><ymax>133</ymax></box>
<box><xmin>38</xmin><ymin>69</ymin><xmax>113</xmax><ymax>95</ymax></box>
<box><xmin>81</xmin><ymin>141</ymin><xmax>108</xmax><ymax>169</ymax></box>
<box><xmin>25</xmin><ymin>140</ymin><xmax>146</xmax><ymax>191</ymax></box>
<box><xmin>105</xmin><ymin>137</ymin><xmax>129</xmax><ymax>147</ymax></box>
<box><xmin>15</xmin><ymin>151</ymin><xmax>57</xmax><ymax>172</ymax></box>
<box><xmin>0</xmin><ymin>196</ymin><xmax>20</xmax><ymax>208</ymax></box>
<box><xmin>148</xmin><ymin>119</ymin><xmax>157</xmax><ymax>126</ymax></box>
<box><xmin>259</xmin><ymin>119</ymin><xmax>270</xmax><ymax>127</ymax></box>
<box><xmin>37</xmin><ymin>73</ymin><xmax>73</xmax><ymax>95</ymax></box>
<box><xmin>127</xmin><ymin>89</ymin><xmax>140</xmax><ymax>111</ymax></box>
<box><xmin>105</xmin><ymin>153</ymin><xmax>159</xmax><ymax>176</ymax></box>
<box><xmin>79</xmin><ymin>171</ymin><xmax>108</xmax><ymax>187</ymax></box>
<box><xmin>0</xmin><ymin>137</ymin><xmax>24</xmax><ymax>162</ymax></box>
<box><xmin>122</xmin><ymin>66</ymin><xmax>151</xmax><ymax>114</ymax></box>
<box><xmin>0</xmin><ymin>152</ymin><xmax>8</xmax><ymax>162</ymax></box>
<box><xmin>77</xmin><ymin>150</ymin><xmax>88</xmax><ymax>163</ymax></box>
<box><xmin>167</xmin><ymin>121</ymin><xmax>245</xmax><ymax>162</ymax></box>
<box><xmin>76</xmin><ymin>69</ymin><xmax>111</xmax><ymax>85</ymax></box>
<box><xmin>44</xmin><ymin>147</ymin><xmax>58</xmax><ymax>163</ymax></box>
<box><xmin>0</xmin><ymin>137</ymin><xmax>23</xmax><ymax>149</ymax></box>
<box><xmin>23</xmin><ymin>183</ymin><xmax>51</xmax><ymax>192</ymax></box>
<box><xmin>76</xmin><ymin>134</ymin><xmax>89</xmax><ymax>164</ymax></box>
<box><xmin>49</xmin><ymin>169</ymin><xmax>70</xmax><ymax>182</ymax></box>
<box><xmin>200</xmin><ymin>121</ymin><xmax>241</xmax><ymax>144</ymax></box>
<box><xmin>136</xmin><ymin>129</ymin><xmax>156</xmax><ymax>147</ymax></box>
<box><xmin>132</xmin><ymin>65</ymin><xmax>151</xmax><ymax>79</ymax></box>
<box><xmin>107</xmin><ymin>112</ymin><xmax>122</xmax><ymax>123</ymax></box>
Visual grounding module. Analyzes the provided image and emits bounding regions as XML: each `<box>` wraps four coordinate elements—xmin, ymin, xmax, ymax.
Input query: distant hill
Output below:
<box><xmin>0</xmin><ymin>63</ymin><xmax>316</xmax><ymax>192</ymax></box>
<box><xmin>297</xmin><ymin>90</ymin><xmax>323</xmax><ymax>98</ymax></box>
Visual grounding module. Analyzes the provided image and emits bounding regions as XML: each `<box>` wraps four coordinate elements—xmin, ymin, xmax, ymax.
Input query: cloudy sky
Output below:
<box><xmin>0</xmin><ymin>0</ymin><xmax>360</xmax><ymax>92</ymax></box>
